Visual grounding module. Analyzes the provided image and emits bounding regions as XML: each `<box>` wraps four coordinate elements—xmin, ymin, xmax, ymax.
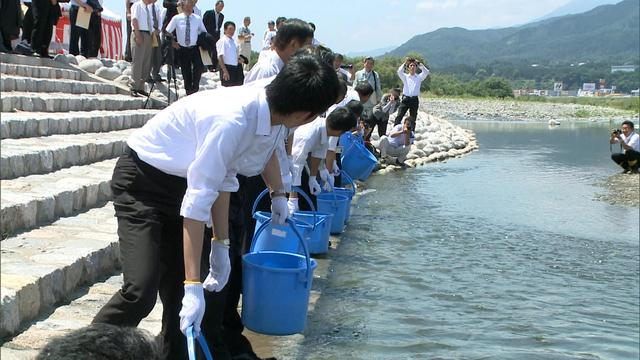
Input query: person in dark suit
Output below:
<box><xmin>202</xmin><ymin>0</ymin><xmax>223</xmax><ymax>71</ymax></box>
<box><xmin>30</xmin><ymin>0</ymin><xmax>62</xmax><ymax>58</ymax></box>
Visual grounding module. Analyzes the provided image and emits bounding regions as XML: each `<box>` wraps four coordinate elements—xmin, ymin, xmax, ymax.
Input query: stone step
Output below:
<box><xmin>0</xmin><ymin>92</ymin><xmax>150</xmax><ymax>113</ymax></box>
<box><xmin>0</xmin><ymin>63</ymin><xmax>83</xmax><ymax>81</ymax></box>
<box><xmin>0</xmin><ymin>129</ymin><xmax>134</xmax><ymax>180</ymax></box>
<box><xmin>1</xmin><ymin>75</ymin><xmax>117</xmax><ymax>95</ymax></box>
<box><xmin>0</xmin><ymin>110</ymin><xmax>157</xmax><ymax>139</ymax></box>
<box><xmin>0</xmin><ymin>52</ymin><xmax>72</xmax><ymax>69</ymax></box>
<box><xmin>0</xmin><ymin>205</ymin><xmax>122</xmax><ymax>339</ymax></box>
<box><xmin>0</xmin><ymin>159</ymin><xmax>116</xmax><ymax>236</ymax></box>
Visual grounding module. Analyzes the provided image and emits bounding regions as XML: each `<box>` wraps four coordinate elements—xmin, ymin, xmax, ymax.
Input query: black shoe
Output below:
<box><xmin>130</xmin><ymin>89</ymin><xmax>141</xmax><ymax>97</ymax></box>
<box><xmin>137</xmin><ymin>89</ymin><xmax>150</xmax><ymax>97</ymax></box>
<box><xmin>145</xmin><ymin>78</ymin><xmax>155</xmax><ymax>84</ymax></box>
<box><xmin>154</xmin><ymin>77</ymin><xmax>166</xmax><ymax>82</ymax></box>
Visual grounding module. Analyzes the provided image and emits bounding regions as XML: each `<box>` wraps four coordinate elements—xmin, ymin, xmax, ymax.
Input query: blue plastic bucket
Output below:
<box><xmin>242</xmin><ymin>219</ymin><xmax>317</xmax><ymax>335</ymax></box>
<box><xmin>292</xmin><ymin>211</ymin><xmax>332</xmax><ymax>254</ymax></box>
<box><xmin>327</xmin><ymin>171</ymin><xmax>355</xmax><ymax>223</ymax></box>
<box><xmin>316</xmin><ymin>192</ymin><xmax>349</xmax><ymax>234</ymax></box>
<box><xmin>340</xmin><ymin>133</ymin><xmax>377</xmax><ymax>181</ymax></box>
<box><xmin>251</xmin><ymin>187</ymin><xmax>317</xmax><ymax>253</ymax></box>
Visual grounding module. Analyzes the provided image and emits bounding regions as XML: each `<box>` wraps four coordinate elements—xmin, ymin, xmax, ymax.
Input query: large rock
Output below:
<box><xmin>95</xmin><ymin>66</ymin><xmax>122</xmax><ymax>80</ymax></box>
<box><xmin>66</xmin><ymin>54</ymin><xmax>79</xmax><ymax>65</ymax></box>
<box><xmin>114</xmin><ymin>75</ymin><xmax>131</xmax><ymax>86</ymax></box>
<box><xmin>122</xmin><ymin>68</ymin><xmax>132</xmax><ymax>76</ymax></box>
<box><xmin>78</xmin><ymin>59</ymin><xmax>103</xmax><ymax>73</ymax></box>
<box><xmin>53</xmin><ymin>54</ymin><xmax>69</xmax><ymax>65</ymax></box>
<box><xmin>100</xmin><ymin>58</ymin><xmax>115</xmax><ymax>67</ymax></box>
<box><xmin>75</xmin><ymin>55</ymin><xmax>87</xmax><ymax>63</ymax></box>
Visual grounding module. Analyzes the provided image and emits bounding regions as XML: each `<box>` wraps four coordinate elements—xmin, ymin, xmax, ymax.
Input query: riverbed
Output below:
<box><xmin>272</xmin><ymin>118</ymin><xmax>639</xmax><ymax>360</ymax></box>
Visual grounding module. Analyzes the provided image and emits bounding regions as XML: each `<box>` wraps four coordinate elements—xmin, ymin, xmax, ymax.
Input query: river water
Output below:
<box><xmin>280</xmin><ymin>121</ymin><xmax>639</xmax><ymax>360</ymax></box>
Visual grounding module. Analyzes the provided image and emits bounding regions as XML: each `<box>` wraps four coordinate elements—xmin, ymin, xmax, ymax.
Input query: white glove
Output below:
<box><xmin>331</xmin><ymin>160</ymin><xmax>340</xmax><ymax>176</ymax></box>
<box><xmin>203</xmin><ymin>241</ymin><xmax>230</xmax><ymax>292</ymax></box>
<box><xmin>179</xmin><ymin>284</ymin><xmax>205</xmax><ymax>336</ymax></box>
<box><xmin>288</xmin><ymin>155</ymin><xmax>296</xmax><ymax>177</ymax></box>
<box><xmin>287</xmin><ymin>198</ymin><xmax>299</xmax><ymax>215</ymax></box>
<box><xmin>271</xmin><ymin>195</ymin><xmax>289</xmax><ymax>225</ymax></box>
<box><xmin>318</xmin><ymin>168</ymin><xmax>334</xmax><ymax>192</ymax></box>
<box><xmin>308</xmin><ymin>177</ymin><xmax>322</xmax><ymax>195</ymax></box>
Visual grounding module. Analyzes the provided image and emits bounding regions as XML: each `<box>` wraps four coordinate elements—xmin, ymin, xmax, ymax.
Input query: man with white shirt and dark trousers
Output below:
<box><xmin>217</xmin><ymin>21</ymin><xmax>241</xmax><ymax>87</ymax></box>
<box><xmin>165</xmin><ymin>0</ymin><xmax>205</xmax><ymax>95</ymax></box>
<box><xmin>129</xmin><ymin>0</ymin><xmax>155</xmax><ymax>96</ymax></box>
<box><xmin>91</xmin><ymin>52</ymin><xmax>340</xmax><ymax>360</ymax></box>
<box><xmin>394</xmin><ymin>57</ymin><xmax>430</xmax><ymax>132</ymax></box>
<box><xmin>610</xmin><ymin>120</ymin><xmax>640</xmax><ymax>174</ymax></box>
<box><xmin>68</xmin><ymin>0</ymin><xmax>93</xmax><ymax>57</ymax></box>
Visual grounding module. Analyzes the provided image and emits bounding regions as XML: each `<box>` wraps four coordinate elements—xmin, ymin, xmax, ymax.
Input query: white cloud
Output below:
<box><xmin>416</xmin><ymin>0</ymin><xmax>459</xmax><ymax>11</ymax></box>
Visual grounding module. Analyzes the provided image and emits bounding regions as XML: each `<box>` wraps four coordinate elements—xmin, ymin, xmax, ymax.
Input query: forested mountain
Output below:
<box><xmin>385</xmin><ymin>0</ymin><xmax>639</xmax><ymax>67</ymax></box>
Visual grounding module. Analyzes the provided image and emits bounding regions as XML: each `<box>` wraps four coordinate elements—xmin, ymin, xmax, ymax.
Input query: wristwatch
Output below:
<box><xmin>211</xmin><ymin>236</ymin><xmax>230</xmax><ymax>246</ymax></box>
<box><xmin>270</xmin><ymin>189</ymin><xmax>287</xmax><ymax>198</ymax></box>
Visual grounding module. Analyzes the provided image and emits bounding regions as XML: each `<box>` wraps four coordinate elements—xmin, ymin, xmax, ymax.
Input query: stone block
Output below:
<box><xmin>78</xmin><ymin>59</ymin><xmax>103</xmax><ymax>73</ymax></box>
<box><xmin>53</xmin><ymin>53</ymin><xmax>69</xmax><ymax>64</ymax></box>
<box><xmin>95</xmin><ymin>66</ymin><xmax>121</xmax><ymax>80</ymax></box>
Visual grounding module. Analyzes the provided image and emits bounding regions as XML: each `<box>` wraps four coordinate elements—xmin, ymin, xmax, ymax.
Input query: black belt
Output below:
<box><xmin>403</xmin><ymin>95</ymin><xmax>418</xmax><ymax>99</ymax></box>
<box><xmin>138</xmin><ymin>30</ymin><xmax>150</xmax><ymax>34</ymax></box>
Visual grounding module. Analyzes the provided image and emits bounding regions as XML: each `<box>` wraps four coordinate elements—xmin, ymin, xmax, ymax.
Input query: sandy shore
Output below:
<box><xmin>423</xmin><ymin>97</ymin><xmax>637</xmax><ymax>123</ymax></box>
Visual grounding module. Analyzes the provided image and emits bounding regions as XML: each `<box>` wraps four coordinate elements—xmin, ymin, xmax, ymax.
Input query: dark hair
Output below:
<box><xmin>36</xmin><ymin>324</ymin><xmax>160</xmax><ymax>360</ymax></box>
<box><xmin>215</xmin><ymin>0</ymin><xmax>223</xmax><ymax>5</ymax></box>
<box><xmin>337</xmin><ymin>78</ymin><xmax>347</xmax><ymax>102</ymax></box>
<box><xmin>308</xmin><ymin>22</ymin><xmax>316</xmax><ymax>31</ymax></box>
<box><xmin>223</xmin><ymin>21</ymin><xmax>235</xmax><ymax>30</ymax></box>
<box><xmin>364</xmin><ymin>56</ymin><xmax>375</xmax><ymax>63</ymax></box>
<box><xmin>275</xmin><ymin>16</ymin><xmax>287</xmax><ymax>26</ymax></box>
<box><xmin>266</xmin><ymin>51</ymin><xmax>339</xmax><ymax>116</ymax></box>
<box><xmin>327</xmin><ymin>107</ymin><xmax>357</xmax><ymax>132</ymax></box>
<box><xmin>345</xmin><ymin>100</ymin><xmax>364</xmax><ymax>118</ymax></box>
<box><xmin>272</xmin><ymin>18</ymin><xmax>314</xmax><ymax>51</ymax></box>
<box><xmin>335</xmin><ymin>53</ymin><xmax>344</xmax><ymax>61</ymax></box>
<box><xmin>354</xmin><ymin>82</ymin><xmax>374</xmax><ymax>97</ymax></box>
<box><xmin>622</xmin><ymin>120</ymin><xmax>635</xmax><ymax>129</ymax></box>
<box><xmin>268</xmin><ymin>20</ymin><xmax>275</xmax><ymax>26</ymax></box>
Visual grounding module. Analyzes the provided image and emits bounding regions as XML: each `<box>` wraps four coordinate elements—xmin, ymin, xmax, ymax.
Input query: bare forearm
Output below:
<box><xmin>325</xmin><ymin>150</ymin><xmax>336</xmax><ymax>169</ymax></box>
<box><xmin>261</xmin><ymin>152</ymin><xmax>284</xmax><ymax>191</ymax></box>
<box><xmin>309</xmin><ymin>157</ymin><xmax>321</xmax><ymax>177</ymax></box>
<box><xmin>183</xmin><ymin>218</ymin><xmax>204</xmax><ymax>281</ymax></box>
<box><xmin>211</xmin><ymin>192</ymin><xmax>230</xmax><ymax>239</ymax></box>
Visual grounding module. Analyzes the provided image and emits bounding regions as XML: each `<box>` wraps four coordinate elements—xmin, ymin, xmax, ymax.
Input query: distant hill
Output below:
<box><xmin>385</xmin><ymin>0</ymin><xmax>639</xmax><ymax>67</ymax></box>
<box><xmin>534</xmin><ymin>0</ymin><xmax>622</xmax><ymax>22</ymax></box>
<box><xmin>346</xmin><ymin>46</ymin><xmax>396</xmax><ymax>58</ymax></box>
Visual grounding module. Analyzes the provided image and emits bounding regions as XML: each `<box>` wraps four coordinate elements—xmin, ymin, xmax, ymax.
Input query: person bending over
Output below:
<box><xmin>610</xmin><ymin>120</ymin><xmax>640</xmax><ymax>174</ymax></box>
<box><xmin>91</xmin><ymin>52</ymin><xmax>339</xmax><ymax>360</ymax></box>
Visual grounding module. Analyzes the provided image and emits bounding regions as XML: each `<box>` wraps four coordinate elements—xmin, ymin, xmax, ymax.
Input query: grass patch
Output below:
<box><xmin>574</xmin><ymin>109</ymin><xmax>591</xmax><ymax>118</ymax></box>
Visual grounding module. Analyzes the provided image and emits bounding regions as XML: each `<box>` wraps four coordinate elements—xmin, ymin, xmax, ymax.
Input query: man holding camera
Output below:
<box><xmin>394</xmin><ymin>57</ymin><xmax>429</xmax><ymax>132</ymax></box>
<box><xmin>353</xmin><ymin>56</ymin><xmax>382</xmax><ymax>120</ymax></box>
<box><xmin>379</xmin><ymin>116</ymin><xmax>414</xmax><ymax>166</ymax></box>
<box><xmin>610</xmin><ymin>120</ymin><xmax>640</xmax><ymax>174</ymax></box>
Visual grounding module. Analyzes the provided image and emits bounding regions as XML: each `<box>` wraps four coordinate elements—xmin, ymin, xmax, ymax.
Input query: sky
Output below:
<box><xmin>103</xmin><ymin>0</ymin><xmax>592</xmax><ymax>55</ymax></box>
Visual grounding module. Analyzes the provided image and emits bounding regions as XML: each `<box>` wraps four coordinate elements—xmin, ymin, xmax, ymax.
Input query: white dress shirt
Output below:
<box><xmin>131</xmin><ymin>1</ymin><xmax>152</xmax><ymax>31</ymax></box>
<box><xmin>618</xmin><ymin>131</ymin><xmax>640</xmax><ymax>152</ymax></box>
<box><xmin>326</xmin><ymin>89</ymin><xmax>360</xmax><ymax>152</ymax></box>
<box><xmin>127</xmin><ymin>87</ymin><xmax>287</xmax><ymax>222</ymax></box>
<box><xmin>290</xmin><ymin>117</ymin><xmax>330</xmax><ymax>186</ymax></box>
<box><xmin>216</xmin><ymin>35</ymin><xmax>238</xmax><ymax>66</ymax></box>
<box><xmin>165</xmin><ymin>13</ymin><xmax>206</xmax><ymax>47</ymax></box>
<box><xmin>146</xmin><ymin>2</ymin><xmax>163</xmax><ymax>32</ymax></box>
<box><xmin>397</xmin><ymin>63</ymin><xmax>429</xmax><ymax>97</ymax></box>
<box><xmin>193</xmin><ymin>5</ymin><xmax>201</xmax><ymax>16</ymax></box>
<box><xmin>262</xmin><ymin>29</ymin><xmax>276</xmax><ymax>50</ymax></box>
<box><xmin>70</xmin><ymin>0</ymin><xmax>87</xmax><ymax>7</ymax></box>
<box><xmin>388</xmin><ymin>124</ymin><xmax>414</xmax><ymax>147</ymax></box>
<box><xmin>244</xmin><ymin>49</ymin><xmax>284</xmax><ymax>85</ymax></box>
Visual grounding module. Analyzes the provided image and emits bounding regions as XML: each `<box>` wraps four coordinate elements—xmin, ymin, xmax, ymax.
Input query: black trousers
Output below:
<box><xmin>611</xmin><ymin>149</ymin><xmax>640</xmax><ymax>172</ymax></box>
<box><xmin>92</xmin><ymin>148</ymin><xmax>224</xmax><ymax>360</ymax></box>
<box><xmin>220</xmin><ymin>64</ymin><xmax>242</xmax><ymax>87</ymax></box>
<box><xmin>370</xmin><ymin>114</ymin><xmax>390</xmax><ymax>138</ymax></box>
<box><xmin>88</xmin><ymin>13</ymin><xmax>101</xmax><ymax>58</ymax></box>
<box><xmin>178</xmin><ymin>46</ymin><xmax>202</xmax><ymax>95</ymax></box>
<box><xmin>394</xmin><ymin>96</ymin><xmax>419</xmax><ymax>131</ymax></box>
<box><xmin>30</xmin><ymin>0</ymin><xmax>55</xmax><ymax>56</ymax></box>
<box><xmin>69</xmin><ymin>5</ymin><xmax>90</xmax><ymax>56</ymax></box>
<box><xmin>125</xmin><ymin>17</ymin><xmax>132</xmax><ymax>61</ymax></box>
<box><xmin>22</xmin><ymin>2</ymin><xmax>34</xmax><ymax>42</ymax></box>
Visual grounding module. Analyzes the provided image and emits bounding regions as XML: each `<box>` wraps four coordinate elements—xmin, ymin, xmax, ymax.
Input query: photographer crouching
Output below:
<box><xmin>610</xmin><ymin>120</ymin><xmax>640</xmax><ymax>174</ymax></box>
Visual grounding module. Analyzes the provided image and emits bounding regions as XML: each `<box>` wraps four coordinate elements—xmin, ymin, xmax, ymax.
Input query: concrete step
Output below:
<box><xmin>0</xmin><ymin>205</ymin><xmax>122</xmax><ymax>339</ymax></box>
<box><xmin>0</xmin><ymin>159</ymin><xmax>116</xmax><ymax>235</ymax></box>
<box><xmin>1</xmin><ymin>75</ymin><xmax>117</xmax><ymax>95</ymax></box>
<box><xmin>0</xmin><ymin>52</ymin><xmax>74</xmax><ymax>69</ymax></box>
<box><xmin>1</xmin><ymin>110</ymin><xmax>157</xmax><ymax>139</ymax></box>
<box><xmin>0</xmin><ymin>129</ymin><xmax>134</xmax><ymax>180</ymax></box>
<box><xmin>0</xmin><ymin>92</ymin><xmax>150</xmax><ymax>113</ymax></box>
<box><xmin>0</xmin><ymin>63</ymin><xmax>83</xmax><ymax>81</ymax></box>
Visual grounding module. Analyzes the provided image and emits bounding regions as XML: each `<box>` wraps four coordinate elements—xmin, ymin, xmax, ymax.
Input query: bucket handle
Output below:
<box><xmin>186</xmin><ymin>326</ymin><xmax>213</xmax><ymax>360</ymax></box>
<box><xmin>251</xmin><ymin>186</ymin><xmax>318</xmax><ymax>230</ymax></box>
<box><xmin>337</xmin><ymin>170</ymin><xmax>356</xmax><ymax>196</ymax></box>
<box><xmin>250</xmin><ymin>218</ymin><xmax>312</xmax><ymax>288</ymax></box>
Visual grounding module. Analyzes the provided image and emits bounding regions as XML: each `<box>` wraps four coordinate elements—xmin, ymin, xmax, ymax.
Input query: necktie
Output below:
<box><xmin>214</xmin><ymin>12</ymin><xmax>218</xmax><ymax>31</ymax></box>
<box><xmin>151</xmin><ymin>3</ymin><xmax>158</xmax><ymax>31</ymax></box>
<box><xmin>145</xmin><ymin>5</ymin><xmax>151</xmax><ymax>32</ymax></box>
<box><xmin>185</xmin><ymin>15</ymin><xmax>191</xmax><ymax>46</ymax></box>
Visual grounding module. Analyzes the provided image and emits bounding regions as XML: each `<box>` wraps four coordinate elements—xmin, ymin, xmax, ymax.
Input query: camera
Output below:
<box><xmin>612</xmin><ymin>129</ymin><xmax>622</xmax><ymax>136</ymax></box>
<box><xmin>339</xmin><ymin>64</ymin><xmax>353</xmax><ymax>69</ymax></box>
